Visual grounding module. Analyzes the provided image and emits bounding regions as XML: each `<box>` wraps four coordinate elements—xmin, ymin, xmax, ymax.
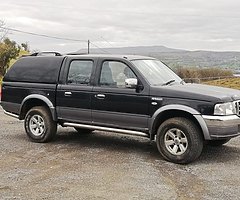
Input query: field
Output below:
<box><xmin>204</xmin><ymin>77</ymin><xmax>240</xmax><ymax>90</ymax></box>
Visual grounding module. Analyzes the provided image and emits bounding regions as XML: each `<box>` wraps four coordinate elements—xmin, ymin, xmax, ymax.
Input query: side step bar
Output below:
<box><xmin>63</xmin><ymin>122</ymin><xmax>149</xmax><ymax>138</ymax></box>
<box><xmin>4</xmin><ymin>110</ymin><xmax>19</xmax><ymax>119</ymax></box>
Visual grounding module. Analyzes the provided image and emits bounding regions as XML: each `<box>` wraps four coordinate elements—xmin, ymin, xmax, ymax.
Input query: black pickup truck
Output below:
<box><xmin>1</xmin><ymin>54</ymin><xmax>240</xmax><ymax>164</ymax></box>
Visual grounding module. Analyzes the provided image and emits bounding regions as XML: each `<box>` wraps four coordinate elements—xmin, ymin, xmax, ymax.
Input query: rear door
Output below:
<box><xmin>91</xmin><ymin>59</ymin><xmax>150</xmax><ymax>131</ymax></box>
<box><xmin>56</xmin><ymin>57</ymin><xmax>96</xmax><ymax>123</ymax></box>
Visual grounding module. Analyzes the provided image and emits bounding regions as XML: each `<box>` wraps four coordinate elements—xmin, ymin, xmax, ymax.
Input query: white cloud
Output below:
<box><xmin>0</xmin><ymin>0</ymin><xmax>240</xmax><ymax>52</ymax></box>
<box><xmin>206</xmin><ymin>38</ymin><xmax>234</xmax><ymax>42</ymax></box>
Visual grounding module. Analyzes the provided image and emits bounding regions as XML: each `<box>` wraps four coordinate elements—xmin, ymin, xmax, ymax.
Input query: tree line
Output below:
<box><xmin>0</xmin><ymin>20</ymin><xmax>29</xmax><ymax>77</ymax></box>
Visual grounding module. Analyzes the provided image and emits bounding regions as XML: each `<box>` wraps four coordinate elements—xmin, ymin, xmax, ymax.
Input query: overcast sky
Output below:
<box><xmin>0</xmin><ymin>0</ymin><xmax>240</xmax><ymax>53</ymax></box>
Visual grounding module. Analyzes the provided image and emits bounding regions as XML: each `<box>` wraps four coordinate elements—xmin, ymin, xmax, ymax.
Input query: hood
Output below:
<box><xmin>150</xmin><ymin>83</ymin><xmax>240</xmax><ymax>102</ymax></box>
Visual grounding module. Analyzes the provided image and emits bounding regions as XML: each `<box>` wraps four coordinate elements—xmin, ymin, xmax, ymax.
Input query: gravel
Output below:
<box><xmin>0</xmin><ymin>107</ymin><xmax>240</xmax><ymax>200</ymax></box>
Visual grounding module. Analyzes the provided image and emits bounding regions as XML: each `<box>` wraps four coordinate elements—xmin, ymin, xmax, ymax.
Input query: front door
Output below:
<box><xmin>92</xmin><ymin>60</ymin><xmax>149</xmax><ymax>131</ymax></box>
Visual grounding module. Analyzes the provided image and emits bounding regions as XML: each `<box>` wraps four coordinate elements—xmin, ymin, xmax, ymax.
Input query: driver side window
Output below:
<box><xmin>99</xmin><ymin>61</ymin><xmax>136</xmax><ymax>88</ymax></box>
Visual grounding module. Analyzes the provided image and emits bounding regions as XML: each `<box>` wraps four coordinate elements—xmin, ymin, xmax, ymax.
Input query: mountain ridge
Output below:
<box><xmin>77</xmin><ymin>45</ymin><xmax>240</xmax><ymax>69</ymax></box>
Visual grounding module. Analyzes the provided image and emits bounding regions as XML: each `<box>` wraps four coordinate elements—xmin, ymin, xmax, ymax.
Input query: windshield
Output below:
<box><xmin>131</xmin><ymin>59</ymin><xmax>183</xmax><ymax>86</ymax></box>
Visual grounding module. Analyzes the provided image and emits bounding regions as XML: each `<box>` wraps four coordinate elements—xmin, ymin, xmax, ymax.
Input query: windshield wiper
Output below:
<box><xmin>162</xmin><ymin>79</ymin><xmax>176</xmax><ymax>86</ymax></box>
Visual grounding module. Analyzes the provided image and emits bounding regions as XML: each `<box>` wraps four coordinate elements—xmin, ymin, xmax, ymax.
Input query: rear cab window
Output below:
<box><xmin>67</xmin><ymin>60</ymin><xmax>93</xmax><ymax>85</ymax></box>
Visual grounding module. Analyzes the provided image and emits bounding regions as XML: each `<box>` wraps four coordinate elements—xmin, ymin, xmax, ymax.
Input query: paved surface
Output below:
<box><xmin>0</xmin><ymin>107</ymin><xmax>240</xmax><ymax>200</ymax></box>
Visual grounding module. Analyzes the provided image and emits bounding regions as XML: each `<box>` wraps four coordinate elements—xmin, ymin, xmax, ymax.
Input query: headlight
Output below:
<box><xmin>214</xmin><ymin>102</ymin><xmax>236</xmax><ymax>115</ymax></box>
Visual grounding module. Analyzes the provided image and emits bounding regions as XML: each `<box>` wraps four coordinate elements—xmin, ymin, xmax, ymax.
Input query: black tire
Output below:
<box><xmin>156</xmin><ymin>117</ymin><xmax>203</xmax><ymax>164</ymax></box>
<box><xmin>74</xmin><ymin>128</ymin><xmax>93</xmax><ymax>134</ymax></box>
<box><xmin>206</xmin><ymin>139</ymin><xmax>230</xmax><ymax>146</ymax></box>
<box><xmin>24</xmin><ymin>106</ymin><xmax>57</xmax><ymax>143</ymax></box>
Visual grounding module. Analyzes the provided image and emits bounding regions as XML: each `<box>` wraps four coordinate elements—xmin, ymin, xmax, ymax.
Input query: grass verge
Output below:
<box><xmin>204</xmin><ymin>78</ymin><xmax>240</xmax><ymax>90</ymax></box>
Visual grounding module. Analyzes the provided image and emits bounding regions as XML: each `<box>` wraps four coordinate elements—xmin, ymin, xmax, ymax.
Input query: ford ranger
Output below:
<box><xmin>1</xmin><ymin>54</ymin><xmax>240</xmax><ymax>164</ymax></box>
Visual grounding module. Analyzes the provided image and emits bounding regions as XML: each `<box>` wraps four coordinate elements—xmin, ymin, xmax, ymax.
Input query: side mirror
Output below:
<box><xmin>125</xmin><ymin>78</ymin><xmax>138</xmax><ymax>89</ymax></box>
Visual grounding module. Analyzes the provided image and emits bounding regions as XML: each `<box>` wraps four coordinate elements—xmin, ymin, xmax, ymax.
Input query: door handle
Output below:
<box><xmin>95</xmin><ymin>94</ymin><xmax>105</xmax><ymax>99</ymax></box>
<box><xmin>64</xmin><ymin>91</ymin><xmax>72</xmax><ymax>96</ymax></box>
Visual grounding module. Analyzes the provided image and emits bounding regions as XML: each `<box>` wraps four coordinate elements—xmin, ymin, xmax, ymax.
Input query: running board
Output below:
<box><xmin>63</xmin><ymin>122</ymin><xmax>149</xmax><ymax>138</ymax></box>
<box><xmin>4</xmin><ymin>110</ymin><xmax>19</xmax><ymax>119</ymax></box>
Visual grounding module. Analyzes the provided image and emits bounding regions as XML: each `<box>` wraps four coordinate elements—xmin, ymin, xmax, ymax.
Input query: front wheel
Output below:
<box><xmin>24</xmin><ymin>106</ymin><xmax>57</xmax><ymax>143</ymax></box>
<box><xmin>156</xmin><ymin>117</ymin><xmax>203</xmax><ymax>164</ymax></box>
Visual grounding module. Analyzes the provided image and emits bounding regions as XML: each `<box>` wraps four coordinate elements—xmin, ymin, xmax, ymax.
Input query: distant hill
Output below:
<box><xmin>76</xmin><ymin>45</ymin><xmax>240</xmax><ymax>70</ymax></box>
<box><xmin>77</xmin><ymin>45</ymin><xmax>186</xmax><ymax>54</ymax></box>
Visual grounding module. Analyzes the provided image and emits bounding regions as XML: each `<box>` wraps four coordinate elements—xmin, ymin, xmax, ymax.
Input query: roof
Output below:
<box><xmin>65</xmin><ymin>54</ymin><xmax>156</xmax><ymax>61</ymax></box>
<box><xmin>25</xmin><ymin>51</ymin><xmax>156</xmax><ymax>61</ymax></box>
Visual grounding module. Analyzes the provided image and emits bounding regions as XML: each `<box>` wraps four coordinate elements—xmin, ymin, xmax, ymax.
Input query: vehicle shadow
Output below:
<box><xmin>52</xmin><ymin>129</ymin><xmax>240</xmax><ymax>164</ymax></box>
<box><xmin>14</xmin><ymin>127</ymin><xmax>240</xmax><ymax>164</ymax></box>
<box><xmin>15</xmin><ymin>128</ymin><xmax>154</xmax><ymax>154</ymax></box>
<box><xmin>197</xmin><ymin>143</ymin><xmax>240</xmax><ymax>164</ymax></box>
<box><xmin>54</xmin><ymin>130</ymin><xmax>157</xmax><ymax>155</ymax></box>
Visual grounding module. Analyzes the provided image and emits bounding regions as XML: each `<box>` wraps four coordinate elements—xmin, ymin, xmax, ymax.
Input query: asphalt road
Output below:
<box><xmin>0</xmin><ymin>106</ymin><xmax>240</xmax><ymax>200</ymax></box>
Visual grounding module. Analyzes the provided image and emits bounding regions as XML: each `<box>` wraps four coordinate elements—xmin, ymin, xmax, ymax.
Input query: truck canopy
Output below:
<box><xmin>3</xmin><ymin>56</ymin><xmax>65</xmax><ymax>84</ymax></box>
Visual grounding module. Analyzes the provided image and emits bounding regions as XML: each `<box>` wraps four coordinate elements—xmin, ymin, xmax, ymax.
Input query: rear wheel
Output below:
<box><xmin>24</xmin><ymin>106</ymin><xmax>57</xmax><ymax>143</ymax></box>
<box><xmin>156</xmin><ymin>117</ymin><xmax>203</xmax><ymax>164</ymax></box>
<box><xmin>207</xmin><ymin>139</ymin><xmax>230</xmax><ymax>146</ymax></box>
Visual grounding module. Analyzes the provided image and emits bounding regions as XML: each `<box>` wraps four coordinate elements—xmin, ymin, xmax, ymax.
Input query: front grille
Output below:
<box><xmin>235</xmin><ymin>101</ymin><xmax>240</xmax><ymax>116</ymax></box>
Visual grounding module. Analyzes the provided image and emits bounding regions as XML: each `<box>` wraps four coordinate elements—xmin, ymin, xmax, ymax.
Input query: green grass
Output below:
<box><xmin>204</xmin><ymin>78</ymin><xmax>240</xmax><ymax>90</ymax></box>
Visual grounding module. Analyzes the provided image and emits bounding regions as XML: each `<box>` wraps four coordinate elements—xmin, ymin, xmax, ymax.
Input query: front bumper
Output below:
<box><xmin>202</xmin><ymin>115</ymin><xmax>240</xmax><ymax>139</ymax></box>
